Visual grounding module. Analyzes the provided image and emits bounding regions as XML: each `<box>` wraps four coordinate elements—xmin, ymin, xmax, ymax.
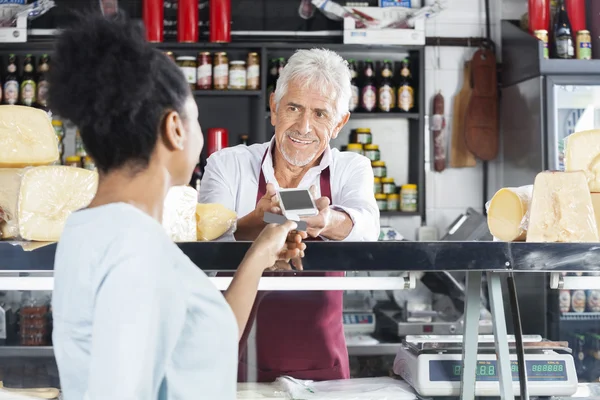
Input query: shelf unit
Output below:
<box><xmin>0</xmin><ymin>40</ymin><xmax>426</xmax><ymax>218</ymax></box>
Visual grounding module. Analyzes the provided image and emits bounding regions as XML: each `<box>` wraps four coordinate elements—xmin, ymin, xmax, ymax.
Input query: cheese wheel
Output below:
<box><xmin>565</xmin><ymin>129</ymin><xmax>600</xmax><ymax>192</ymax></box>
<box><xmin>487</xmin><ymin>186</ymin><xmax>533</xmax><ymax>241</ymax></box>
<box><xmin>0</xmin><ymin>105</ymin><xmax>59</xmax><ymax>167</ymax></box>
<box><xmin>196</xmin><ymin>203</ymin><xmax>237</xmax><ymax>241</ymax></box>
<box><xmin>526</xmin><ymin>170</ymin><xmax>599</xmax><ymax>242</ymax></box>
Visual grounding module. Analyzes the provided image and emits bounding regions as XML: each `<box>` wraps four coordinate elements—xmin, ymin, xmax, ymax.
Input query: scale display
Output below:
<box><xmin>429</xmin><ymin>360</ymin><xmax>568</xmax><ymax>382</ymax></box>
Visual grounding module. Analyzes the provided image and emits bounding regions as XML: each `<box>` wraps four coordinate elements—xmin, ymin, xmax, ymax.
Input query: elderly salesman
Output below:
<box><xmin>199</xmin><ymin>48</ymin><xmax>380</xmax><ymax>382</ymax></box>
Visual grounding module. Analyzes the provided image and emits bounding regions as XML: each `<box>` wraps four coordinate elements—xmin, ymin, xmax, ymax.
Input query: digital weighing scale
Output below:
<box><xmin>393</xmin><ymin>334</ymin><xmax>578</xmax><ymax>397</ymax></box>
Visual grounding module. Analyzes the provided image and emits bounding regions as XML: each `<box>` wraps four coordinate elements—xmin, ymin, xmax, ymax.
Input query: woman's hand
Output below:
<box><xmin>247</xmin><ymin>220</ymin><xmax>307</xmax><ymax>270</ymax></box>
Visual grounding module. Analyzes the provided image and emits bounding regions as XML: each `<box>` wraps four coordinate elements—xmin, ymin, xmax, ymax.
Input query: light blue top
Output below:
<box><xmin>52</xmin><ymin>203</ymin><xmax>238</xmax><ymax>400</ymax></box>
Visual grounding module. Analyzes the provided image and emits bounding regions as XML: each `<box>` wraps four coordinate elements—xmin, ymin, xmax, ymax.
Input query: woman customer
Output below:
<box><xmin>49</xmin><ymin>13</ymin><xmax>306</xmax><ymax>400</ymax></box>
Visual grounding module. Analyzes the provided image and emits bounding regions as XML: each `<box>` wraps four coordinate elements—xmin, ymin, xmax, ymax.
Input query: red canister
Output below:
<box><xmin>528</xmin><ymin>0</ymin><xmax>550</xmax><ymax>32</ymax></box>
<box><xmin>143</xmin><ymin>0</ymin><xmax>164</xmax><ymax>42</ymax></box>
<box><xmin>178</xmin><ymin>0</ymin><xmax>198</xmax><ymax>43</ymax></box>
<box><xmin>210</xmin><ymin>0</ymin><xmax>231</xmax><ymax>43</ymax></box>
<box><xmin>207</xmin><ymin>128</ymin><xmax>228</xmax><ymax>156</ymax></box>
<box><xmin>566</xmin><ymin>0</ymin><xmax>585</xmax><ymax>33</ymax></box>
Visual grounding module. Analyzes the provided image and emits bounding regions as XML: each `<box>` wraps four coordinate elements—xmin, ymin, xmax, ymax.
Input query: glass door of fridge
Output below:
<box><xmin>547</xmin><ymin>76</ymin><xmax>600</xmax><ymax>170</ymax></box>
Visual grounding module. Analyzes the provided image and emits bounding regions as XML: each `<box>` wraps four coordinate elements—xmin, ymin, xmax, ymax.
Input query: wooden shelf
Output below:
<box><xmin>380</xmin><ymin>211</ymin><xmax>420</xmax><ymax>217</ymax></box>
<box><xmin>350</xmin><ymin>112</ymin><xmax>419</xmax><ymax>120</ymax></box>
<box><xmin>193</xmin><ymin>90</ymin><xmax>261</xmax><ymax>97</ymax></box>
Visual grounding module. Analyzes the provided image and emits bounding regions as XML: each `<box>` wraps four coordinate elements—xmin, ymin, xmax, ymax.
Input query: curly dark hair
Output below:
<box><xmin>48</xmin><ymin>13</ymin><xmax>191</xmax><ymax>174</ymax></box>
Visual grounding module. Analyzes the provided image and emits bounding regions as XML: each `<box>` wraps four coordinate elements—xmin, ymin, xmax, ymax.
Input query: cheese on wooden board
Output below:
<box><xmin>0</xmin><ymin>105</ymin><xmax>59</xmax><ymax>167</ymax></box>
<box><xmin>196</xmin><ymin>203</ymin><xmax>237</xmax><ymax>241</ymax></box>
<box><xmin>564</xmin><ymin>129</ymin><xmax>600</xmax><ymax>192</ymax></box>
<box><xmin>526</xmin><ymin>171</ymin><xmax>599</xmax><ymax>242</ymax></box>
<box><xmin>162</xmin><ymin>185</ymin><xmax>198</xmax><ymax>242</ymax></box>
<box><xmin>487</xmin><ymin>186</ymin><xmax>533</xmax><ymax>241</ymax></box>
<box><xmin>0</xmin><ymin>166</ymin><xmax>98</xmax><ymax>241</ymax></box>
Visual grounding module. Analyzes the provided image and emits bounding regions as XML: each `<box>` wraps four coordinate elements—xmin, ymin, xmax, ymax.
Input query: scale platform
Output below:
<box><xmin>393</xmin><ymin>335</ymin><xmax>578</xmax><ymax>397</ymax></box>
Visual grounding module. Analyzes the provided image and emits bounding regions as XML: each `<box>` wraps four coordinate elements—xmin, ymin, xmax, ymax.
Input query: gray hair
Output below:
<box><xmin>274</xmin><ymin>48</ymin><xmax>352</xmax><ymax>122</ymax></box>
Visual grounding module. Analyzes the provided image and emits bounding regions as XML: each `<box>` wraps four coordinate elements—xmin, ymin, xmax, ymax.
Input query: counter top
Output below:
<box><xmin>2</xmin><ymin>241</ymin><xmax>600</xmax><ymax>272</ymax></box>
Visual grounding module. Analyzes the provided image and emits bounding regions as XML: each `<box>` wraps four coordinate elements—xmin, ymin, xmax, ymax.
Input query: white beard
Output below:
<box><xmin>279</xmin><ymin>142</ymin><xmax>320</xmax><ymax>167</ymax></box>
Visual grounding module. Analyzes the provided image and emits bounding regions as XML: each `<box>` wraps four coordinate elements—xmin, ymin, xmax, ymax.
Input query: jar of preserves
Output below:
<box><xmin>52</xmin><ymin>119</ymin><xmax>65</xmax><ymax>164</ymax></box>
<box><xmin>213</xmin><ymin>52</ymin><xmax>229</xmax><ymax>90</ymax></box>
<box><xmin>387</xmin><ymin>193</ymin><xmax>399</xmax><ymax>211</ymax></box>
<box><xmin>65</xmin><ymin>156</ymin><xmax>81</xmax><ymax>168</ymax></box>
<box><xmin>347</xmin><ymin>143</ymin><xmax>363</xmax><ymax>155</ymax></box>
<box><xmin>197</xmin><ymin>52</ymin><xmax>212</xmax><ymax>90</ymax></box>
<box><xmin>374</xmin><ymin>177</ymin><xmax>382</xmax><ymax>194</ymax></box>
<box><xmin>229</xmin><ymin>61</ymin><xmax>247</xmax><ymax>90</ymax></box>
<box><xmin>83</xmin><ymin>156</ymin><xmax>96</xmax><ymax>171</ymax></box>
<box><xmin>364</xmin><ymin>144</ymin><xmax>380</xmax><ymax>161</ymax></box>
<box><xmin>75</xmin><ymin>130</ymin><xmax>87</xmax><ymax>157</ymax></box>
<box><xmin>376</xmin><ymin>193</ymin><xmax>387</xmax><ymax>212</ymax></box>
<box><xmin>372</xmin><ymin>161</ymin><xmax>386</xmax><ymax>178</ymax></box>
<box><xmin>246</xmin><ymin>52</ymin><xmax>260</xmax><ymax>90</ymax></box>
<box><xmin>355</xmin><ymin>128</ymin><xmax>372</xmax><ymax>145</ymax></box>
<box><xmin>176</xmin><ymin>56</ymin><xmax>197</xmax><ymax>91</ymax></box>
<box><xmin>382</xmin><ymin>177</ymin><xmax>395</xmax><ymax>194</ymax></box>
<box><xmin>400</xmin><ymin>184</ymin><xmax>418</xmax><ymax>212</ymax></box>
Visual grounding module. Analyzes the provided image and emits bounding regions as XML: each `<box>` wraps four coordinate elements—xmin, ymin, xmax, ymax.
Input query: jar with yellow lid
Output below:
<box><xmin>382</xmin><ymin>177</ymin><xmax>395</xmax><ymax>194</ymax></box>
<box><xmin>65</xmin><ymin>156</ymin><xmax>81</xmax><ymax>168</ymax></box>
<box><xmin>83</xmin><ymin>156</ymin><xmax>96</xmax><ymax>171</ymax></box>
<box><xmin>400</xmin><ymin>184</ymin><xmax>418</xmax><ymax>212</ymax></box>
<box><xmin>374</xmin><ymin>177</ymin><xmax>382</xmax><ymax>194</ymax></box>
<box><xmin>372</xmin><ymin>161</ymin><xmax>386</xmax><ymax>178</ymax></box>
<box><xmin>346</xmin><ymin>143</ymin><xmax>364</xmax><ymax>155</ymax></box>
<box><xmin>375</xmin><ymin>193</ymin><xmax>387</xmax><ymax>212</ymax></box>
<box><xmin>52</xmin><ymin>119</ymin><xmax>65</xmax><ymax>163</ymax></box>
<box><xmin>354</xmin><ymin>128</ymin><xmax>372</xmax><ymax>145</ymax></box>
<box><xmin>364</xmin><ymin>144</ymin><xmax>380</xmax><ymax>162</ymax></box>
<box><xmin>387</xmin><ymin>193</ymin><xmax>399</xmax><ymax>211</ymax></box>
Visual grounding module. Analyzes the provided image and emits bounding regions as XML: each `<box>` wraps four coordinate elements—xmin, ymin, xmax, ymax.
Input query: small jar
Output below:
<box><xmin>376</xmin><ymin>193</ymin><xmax>387</xmax><ymax>212</ymax></box>
<box><xmin>65</xmin><ymin>156</ymin><xmax>81</xmax><ymax>168</ymax></box>
<box><xmin>372</xmin><ymin>161</ymin><xmax>387</xmax><ymax>178</ymax></box>
<box><xmin>387</xmin><ymin>193</ymin><xmax>400</xmax><ymax>211</ymax></box>
<box><xmin>355</xmin><ymin>128</ymin><xmax>372</xmax><ymax>145</ymax></box>
<box><xmin>400</xmin><ymin>184</ymin><xmax>418</xmax><ymax>212</ymax></box>
<box><xmin>196</xmin><ymin>52</ymin><xmax>212</xmax><ymax>90</ymax></box>
<box><xmin>347</xmin><ymin>143</ymin><xmax>364</xmax><ymax>155</ymax></box>
<box><xmin>364</xmin><ymin>144</ymin><xmax>380</xmax><ymax>162</ymax></box>
<box><xmin>374</xmin><ymin>177</ymin><xmax>382</xmax><ymax>194</ymax></box>
<box><xmin>246</xmin><ymin>52</ymin><xmax>260</xmax><ymax>90</ymax></box>
<box><xmin>75</xmin><ymin>130</ymin><xmax>86</xmax><ymax>157</ymax></box>
<box><xmin>213</xmin><ymin>52</ymin><xmax>229</xmax><ymax>90</ymax></box>
<box><xmin>83</xmin><ymin>156</ymin><xmax>96</xmax><ymax>171</ymax></box>
<box><xmin>176</xmin><ymin>56</ymin><xmax>197</xmax><ymax>91</ymax></box>
<box><xmin>382</xmin><ymin>177</ymin><xmax>396</xmax><ymax>194</ymax></box>
<box><xmin>229</xmin><ymin>61</ymin><xmax>247</xmax><ymax>90</ymax></box>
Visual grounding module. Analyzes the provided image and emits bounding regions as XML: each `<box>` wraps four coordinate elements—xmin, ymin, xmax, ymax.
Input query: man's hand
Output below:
<box><xmin>300</xmin><ymin>186</ymin><xmax>333</xmax><ymax>238</ymax></box>
<box><xmin>235</xmin><ymin>183</ymin><xmax>281</xmax><ymax>240</ymax></box>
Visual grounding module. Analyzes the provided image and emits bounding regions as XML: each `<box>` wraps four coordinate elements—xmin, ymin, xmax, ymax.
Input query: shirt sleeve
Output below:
<box><xmin>84</xmin><ymin>243</ymin><xmax>187</xmax><ymax>400</ymax></box>
<box><xmin>199</xmin><ymin>154</ymin><xmax>235</xmax><ymax>210</ymax></box>
<box><xmin>332</xmin><ymin>156</ymin><xmax>380</xmax><ymax>242</ymax></box>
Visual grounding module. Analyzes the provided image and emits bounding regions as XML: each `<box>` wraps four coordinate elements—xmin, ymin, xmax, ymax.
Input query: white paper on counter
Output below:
<box><xmin>276</xmin><ymin>376</ymin><xmax>417</xmax><ymax>399</ymax></box>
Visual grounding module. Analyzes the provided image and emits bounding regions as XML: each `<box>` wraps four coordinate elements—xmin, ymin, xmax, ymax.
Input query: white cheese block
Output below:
<box><xmin>526</xmin><ymin>170</ymin><xmax>599</xmax><ymax>242</ymax></box>
<box><xmin>564</xmin><ymin>129</ymin><xmax>600</xmax><ymax>192</ymax></box>
<box><xmin>162</xmin><ymin>185</ymin><xmax>198</xmax><ymax>242</ymax></box>
<box><xmin>487</xmin><ymin>186</ymin><xmax>533</xmax><ymax>241</ymax></box>
<box><xmin>0</xmin><ymin>105</ymin><xmax>59</xmax><ymax>167</ymax></box>
<box><xmin>195</xmin><ymin>203</ymin><xmax>237</xmax><ymax>241</ymax></box>
<box><xmin>590</xmin><ymin>193</ymin><xmax>600</xmax><ymax>239</ymax></box>
<box><xmin>0</xmin><ymin>166</ymin><xmax>98</xmax><ymax>241</ymax></box>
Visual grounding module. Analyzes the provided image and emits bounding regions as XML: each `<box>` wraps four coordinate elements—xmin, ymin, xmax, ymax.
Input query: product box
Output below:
<box><xmin>343</xmin><ymin>6</ymin><xmax>425</xmax><ymax>45</ymax></box>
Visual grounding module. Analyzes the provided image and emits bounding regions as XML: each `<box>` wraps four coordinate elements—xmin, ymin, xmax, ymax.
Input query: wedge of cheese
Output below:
<box><xmin>526</xmin><ymin>170</ymin><xmax>599</xmax><ymax>242</ymax></box>
<box><xmin>196</xmin><ymin>203</ymin><xmax>237</xmax><ymax>241</ymax></box>
<box><xmin>162</xmin><ymin>185</ymin><xmax>198</xmax><ymax>242</ymax></box>
<box><xmin>0</xmin><ymin>105</ymin><xmax>59</xmax><ymax>167</ymax></box>
<box><xmin>487</xmin><ymin>186</ymin><xmax>533</xmax><ymax>241</ymax></box>
<box><xmin>591</xmin><ymin>193</ymin><xmax>600</xmax><ymax>239</ymax></box>
<box><xmin>565</xmin><ymin>129</ymin><xmax>600</xmax><ymax>192</ymax></box>
<box><xmin>0</xmin><ymin>166</ymin><xmax>98</xmax><ymax>241</ymax></box>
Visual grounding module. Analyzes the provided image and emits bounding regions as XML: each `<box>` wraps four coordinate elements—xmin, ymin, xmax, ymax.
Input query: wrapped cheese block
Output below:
<box><xmin>195</xmin><ymin>203</ymin><xmax>237</xmax><ymax>241</ymax></box>
<box><xmin>0</xmin><ymin>166</ymin><xmax>98</xmax><ymax>241</ymax></box>
<box><xmin>162</xmin><ymin>185</ymin><xmax>198</xmax><ymax>242</ymax></box>
<box><xmin>486</xmin><ymin>185</ymin><xmax>533</xmax><ymax>241</ymax></box>
<box><xmin>526</xmin><ymin>170</ymin><xmax>599</xmax><ymax>242</ymax></box>
<box><xmin>565</xmin><ymin>129</ymin><xmax>600</xmax><ymax>192</ymax></box>
<box><xmin>591</xmin><ymin>193</ymin><xmax>600</xmax><ymax>239</ymax></box>
<box><xmin>0</xmin><ymin>105</ymin><xmax>59</xmax><ymax>167</ymax></box>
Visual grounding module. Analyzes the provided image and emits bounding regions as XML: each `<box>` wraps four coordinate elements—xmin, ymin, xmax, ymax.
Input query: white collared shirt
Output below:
<box><xmin>199</xmin><ymin>137</ymin><xmax>380</xmax><ymax>241</ymax></box>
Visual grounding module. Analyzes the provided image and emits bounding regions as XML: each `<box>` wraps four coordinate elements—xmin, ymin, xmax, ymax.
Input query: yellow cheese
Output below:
<box><xmin>487</xmin><ymin>186</ymin><xmax>533</xmax><ymax>241</ymax></box>
<box><xmin>591</xmin><ymin>193</ymin><xmax>600</xmax><ymax>239</ymax></box>
<box><xmin>162</xmin><ymin>185</ymin><xmax>198</xmax><ymax>242</ymax></box>
<box><xmin>0</xmin><ymin>105</ymin><xmax>59</xmax><ymax>167</ymax></box>
<box><xmin>0</xmin><ymin>166</ymin><xmax>98</xmax><ymax>241</ymax></box>
<box><xmin>526</xmin><ymin>170</ymin><xmax>599</xmax><ymax>242</ymax></box>
<box><xmin>565</xmin><ymin>129</ymin><xmax>600</xmax><ymax>192</ymax></box>
<box><xmin>195</xmin><ymin>203</ymin><xmax>237</xmax><ymax>241</ymax></box>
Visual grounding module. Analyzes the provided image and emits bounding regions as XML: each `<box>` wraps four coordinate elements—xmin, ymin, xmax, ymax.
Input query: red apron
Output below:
<box><xmin>238</xmin><ymin>150</ymin><xmax>349</xmax><ymax>382</ymax></box>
